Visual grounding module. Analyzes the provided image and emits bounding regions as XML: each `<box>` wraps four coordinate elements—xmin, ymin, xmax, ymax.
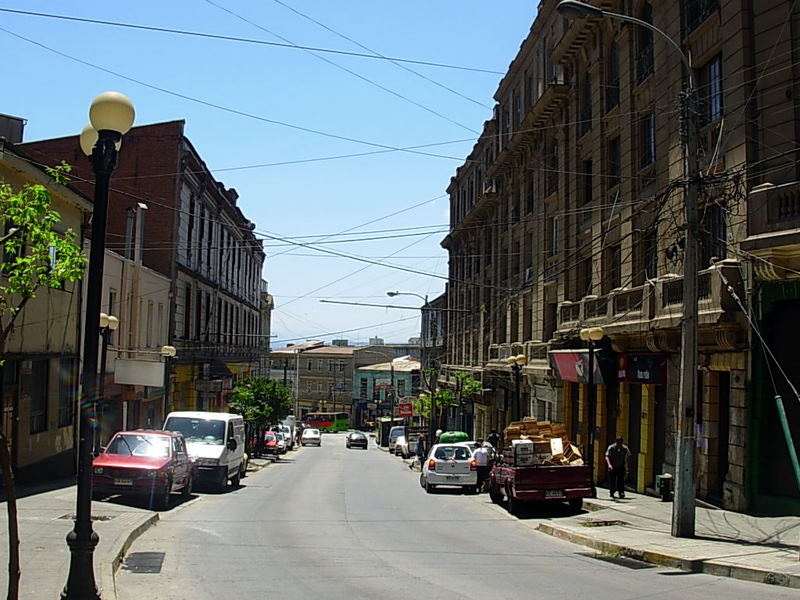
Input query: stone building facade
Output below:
<box><xmin>22</xmin><ymin>121</ymin><xmax>266</xmax><ymax>414</ymax></box>
<box><xmin>442</xmin><ymin>0</ymin><xmax>800</xmax><ymax>514</ymax></box>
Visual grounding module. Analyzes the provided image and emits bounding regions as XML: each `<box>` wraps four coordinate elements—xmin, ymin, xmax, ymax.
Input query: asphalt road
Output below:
<box><xmin>117</xmin><ymin>433</ymin><xmax>796</xmax><ymax>600</ymax></box>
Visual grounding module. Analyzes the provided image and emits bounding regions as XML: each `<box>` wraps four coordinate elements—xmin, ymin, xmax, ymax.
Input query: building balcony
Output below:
<box><xmin>554</xmin><ymin>263</ymin><xmax>741</xmax><ymax>339</ymax></box>
<box><xmin>742</xmin><ymin>181</ymin><xmax>800</xmax><ymax>280</ymax></box>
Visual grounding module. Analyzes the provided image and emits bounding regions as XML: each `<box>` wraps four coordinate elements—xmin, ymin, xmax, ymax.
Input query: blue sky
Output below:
<box><xmin>2</xmin><ymin>1</ymin><xmax>537</xmax><ymax>347</ymax></box>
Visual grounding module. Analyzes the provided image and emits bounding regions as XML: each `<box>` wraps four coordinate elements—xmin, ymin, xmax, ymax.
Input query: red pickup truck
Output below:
<box><xmin>489</xmin><ymin>461</ymin><xmax>595</xmax><ymax>515</ymax></box>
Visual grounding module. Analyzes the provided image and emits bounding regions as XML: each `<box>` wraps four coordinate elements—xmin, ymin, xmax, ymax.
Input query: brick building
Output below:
<box><xmin>22</xmin><ymin>121</ymin><xmax>266</xmax><ymax>414</ymax></box>
<box><xmin>441</xmin><ymin>0</ymin><xmax>800</xmax><ymax>514</ymax></box>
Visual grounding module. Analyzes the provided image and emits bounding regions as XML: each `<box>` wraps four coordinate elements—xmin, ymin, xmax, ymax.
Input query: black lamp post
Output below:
<box><xmin>506</xmin><ymin>354</ymin><xmax>527</xmax><ymax>422</ymax></box>
<box><xmin>95</xmin><ymin>312</ymin><xmax>119</xmax><ymax>456</ymax></box>
<box><xmin>62</xmin><ymin>91</ymin><xmax>134</xmax><ymax>600</ymax></box>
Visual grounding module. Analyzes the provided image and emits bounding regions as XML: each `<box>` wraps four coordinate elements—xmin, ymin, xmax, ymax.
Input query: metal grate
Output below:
<box><xmin>122</xmin><ymin>552</ymin><xmax>166</xmax><ymax>574</ymax></box>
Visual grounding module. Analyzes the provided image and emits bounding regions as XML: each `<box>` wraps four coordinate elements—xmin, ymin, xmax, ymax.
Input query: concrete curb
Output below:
<box><xmin>99</xmin><ymin>512</ymin><xmax>160</xmax><ymax>599</ymax></box>
<box><xmin>535</xmin><ymin>522</ymin><xmax>800</xmax><ymax>590</ymax></box>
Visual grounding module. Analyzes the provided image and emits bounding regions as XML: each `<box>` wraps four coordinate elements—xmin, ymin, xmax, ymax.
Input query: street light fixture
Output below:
<box><xmin>506</xmin><ymin>354</ymin><xmax>527</xmax><ymax>421</ymax></box>
<box><xmin>95</xmin><ymin>313</ymin><xmax>120</xmax><ymax>455</ymax></box>
<box><xmin>579</xmin><ymin>327</ymin><xmax>604</xmax><ymax>481</ymax></box>
<box><xmin>63</xmin><ymin>91</ymin><xmax>134</xmax><ymax>600</ymax></box>
<box><xmin>558</xmin><ymin>0</ymin><xmax>699</xmax><ymax>538</ymax></box>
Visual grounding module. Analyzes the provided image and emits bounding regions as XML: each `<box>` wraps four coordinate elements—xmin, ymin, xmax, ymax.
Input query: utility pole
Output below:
<box><xmin>673</xmin><ymin>86</ymin><xmax>701</xmax><ymax>538</ymax></box>
<box><xmin>555</xmin><ymin>0</ymin><xmax>700</xmax><ymax>538</ymax></box>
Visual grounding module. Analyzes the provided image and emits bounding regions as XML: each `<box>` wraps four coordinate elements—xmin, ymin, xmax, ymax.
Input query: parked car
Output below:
<box><xmin>262</xmin><ymin>432</ymin><xmax>280</xmax><ymax>459</ymax></box>
<box><xmin>419</xmin><ymin>443</ymin><xmax>477</xmax><ymax>494</ymax></box>
<box><xmin>301</xmin><ymin>428</ymin><xmax>322</xmax><ymax>446</ymax></box>
<box><xmin>388</xmin><ymin>426</ymin><xmax>405</xmax><ymax>453</ymax></box>
<box><xmin>346</xmin><ymin>431</ymin><xmax>368</xmax><ymax>449</ymax></box>
<box><xmin>92</xmin><ymin>430</ymin><xmax>195</xmax><ymax>510</ymax></box>
<box><xmin>271</xmin><ymin>424</ymin><xmax>294</xmax><ymax>451</ymax></box>
<box><xmin>394</xmin><ymin>435</ymin><xmax>411</xmax><ymax>458</ymax></box>
<box><xmin>163</xmin><ymin>411</ymin><xmax>246</xmax><ymax>491</ymax></box>
<box><xmin>275</xmin><ymin>432</ymin><xmax>288</xmax><ymax>454</ymax></box>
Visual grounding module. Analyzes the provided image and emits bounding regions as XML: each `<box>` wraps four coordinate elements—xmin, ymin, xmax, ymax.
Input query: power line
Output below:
<box><xmin>0</xmin><ymin>7</ymin><xmax>504</xmax><ymax>74</ymax></box>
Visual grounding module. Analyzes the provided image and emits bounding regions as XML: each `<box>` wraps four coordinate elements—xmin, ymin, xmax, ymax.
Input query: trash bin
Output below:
<box><xmin>656</xmin><ymin>473</ymin><xmax>673</xmax><ymax>502</ymax></box>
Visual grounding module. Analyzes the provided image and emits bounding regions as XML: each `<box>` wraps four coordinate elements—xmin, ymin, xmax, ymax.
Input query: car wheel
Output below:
<box><xmin>506</xmin><ymin>487</ymin><xmax>521</xmax><ymax>516</ymax></box>
<box><xmin>181</xmin><ymin>473</ymin><xmax>193</xmax><ymax>498</ymax></box>
<box><xmin>489</xmin><ymin>486</ymin><xmax>503</xmax><ymax>505</ymax></box>
<box><xmin>425</xmin><ymin>481</ymin><xmax>436</xmax><ymax>494</ymax></box>
<box><xmin>568</xmin><ymin>498</ymin><xmax>583</xmax><ymax>511</ymax></box>
<box><xmin>154</xmin><ymin>480</ymin><xmax>171</xmax><ymax>511</ymax></box>
<box><xmin>216</xmin><ymin>469</ymin><xmax>228</xmax><ymax>493</ymax></box>
<box><xmin>419</xmin><ymin>474</ymin><xmax>425</xmax><ymax>489</ymax></box>
<box><xmin>231</xmin><ymin>464</ymin><xmax>242</xmax><ymax>488</ymax></box>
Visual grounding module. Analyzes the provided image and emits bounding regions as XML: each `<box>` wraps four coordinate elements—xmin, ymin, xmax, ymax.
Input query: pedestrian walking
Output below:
<box><xmin>472</xmin><ymin>438</ymin><xmax>490</xmax><ymax>492</ymax></box>
<box><xmin>605</xmin><ymin>436</ymin><xmax>631</xmax><ymax>499</ymax></box>
<box><xmin>487</xmin><ymin>429</ymin><xmax>500</xmax><ymax>451</ymax></box>
<box><xmin>410</xmin><ymin>434</ymin><xmax>426</xmax><ymax>471</ymax></box>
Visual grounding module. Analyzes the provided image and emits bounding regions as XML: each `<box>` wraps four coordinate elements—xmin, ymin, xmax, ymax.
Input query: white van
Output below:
<box><xmin>163</xmin><ymin>411</ymin><xmax>246</xmax><ymax>492</ymax></box>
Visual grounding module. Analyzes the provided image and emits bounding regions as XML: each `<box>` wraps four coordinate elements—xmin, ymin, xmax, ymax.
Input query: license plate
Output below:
<box><xmin>544</xmin><ymin>489</ymin><xmax>563</xmax><ymax>498</ymax></box>
<box><xmin>114</xmin><ymin>478</ymin><xmax>133</xmax><ymax>486</ymax></box>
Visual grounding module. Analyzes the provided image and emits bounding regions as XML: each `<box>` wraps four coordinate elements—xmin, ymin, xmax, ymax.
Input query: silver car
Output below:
<box><xmin>301</xmin><ymin>428</ymin><xmax>321</xmax><ymax>447</ymax></box>
<box><xmin>419</xmin><ymin>443</ymin><xmax>477</xmax><ymax>494</ymax></box>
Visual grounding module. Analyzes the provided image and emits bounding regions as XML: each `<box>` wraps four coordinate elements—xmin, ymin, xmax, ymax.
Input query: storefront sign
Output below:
<box><xmin>549</xmin><ymin>350</ymin><xmax>613</xmax><ymax>385</ymax></box>
<box><xmin>617</xmin><ymin>354</ymin><xmax>667</xmax><ymax>385</ymax></box>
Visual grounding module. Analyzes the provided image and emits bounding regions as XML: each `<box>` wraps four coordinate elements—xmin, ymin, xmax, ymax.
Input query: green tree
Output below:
<box><xmin>0</xmin><ymin>164</ymin><xmax>87</xmax><ymax>600</ymax></box>
<box><xmin>228</xmin><ymin>376</ymin><xmax>293</xmax><ymax>430</ymax></box>
<box><xmin>414</xmin><ymin>371</ymin><xmax>482</xmax><ymax>432</ymax></box>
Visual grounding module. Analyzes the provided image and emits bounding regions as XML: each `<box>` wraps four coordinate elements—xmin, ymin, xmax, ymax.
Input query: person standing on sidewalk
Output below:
<box><xmin>472</xmin><ymin>438</ymin><xmax>490</xmax><ymax>492</ymax></box>
<box><xmin>410</xmin><ymin>434</ymin><xmax>426</xmax><ymax>470</ymax></box>
<box><xmin>605</xmin><ymin>436</ymin><xmax>631</xmax><ymax>498</ymax></box>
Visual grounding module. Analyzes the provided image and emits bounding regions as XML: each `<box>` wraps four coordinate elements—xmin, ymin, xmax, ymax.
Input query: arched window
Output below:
<box><xmin>636</xmin><ymin>3</ymin><xmax>654</xmax><ymax>83</ymax></box>
<box><xmin>605</xmin><ymin>42</ymin><xmax>620</xmax><ymax>111</ymax></box>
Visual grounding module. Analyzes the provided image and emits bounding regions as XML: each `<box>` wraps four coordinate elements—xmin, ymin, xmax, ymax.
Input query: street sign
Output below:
<box><xmin>398</xmin><ymin>403</ymin><xmax>413</xmax><ymax>417</ymax></box>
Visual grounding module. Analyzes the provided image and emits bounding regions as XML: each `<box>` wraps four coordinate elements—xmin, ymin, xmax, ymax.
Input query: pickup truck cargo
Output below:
<box><xmin>489</xmin><ymin>461</ymin><xmax>595</xmax><ymax>514</ymax></box>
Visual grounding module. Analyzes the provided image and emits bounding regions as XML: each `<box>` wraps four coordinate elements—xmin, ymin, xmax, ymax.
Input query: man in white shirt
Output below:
<box><xmin>472</xmin><ymin>439</ymin><xmax>490</xmax><ymax>492</ymax></box>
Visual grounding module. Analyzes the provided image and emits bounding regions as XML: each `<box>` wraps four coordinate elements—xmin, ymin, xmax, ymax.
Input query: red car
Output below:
<box><xmin>92</xmin><ymin>430</ymin><xmax>196</xmax><ymax>510</ymax></box>
<box><xmin>262</xmin><ymin>432</ymin><xmax>280</xmax><ymax>459</ymax></box>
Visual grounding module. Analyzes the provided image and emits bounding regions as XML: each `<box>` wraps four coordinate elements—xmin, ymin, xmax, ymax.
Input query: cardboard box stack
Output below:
<box><xmin>502</xmin><ymin>418</ymin><xmax>584</xmax><ymax>466</ymax></box>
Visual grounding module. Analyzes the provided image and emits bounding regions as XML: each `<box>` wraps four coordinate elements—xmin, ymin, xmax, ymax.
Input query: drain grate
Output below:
<box><xmin>581</xmin><ymin>552</ymin><xmax>656</xmax><ymax>570</ymax></box>
<box><xmin>580</xmin><ymin>519</ymin><xmax>628</xmax><ymax>527</ymax></box>
<box><xmin>58</xmin><ymin>514</ymin><xmax>114</xmax><ymax>522</ymax></box>
<box><xmin>123</xmin><ymin>552</ymin><xmax>166</xmax><ymax>574</ymax></box>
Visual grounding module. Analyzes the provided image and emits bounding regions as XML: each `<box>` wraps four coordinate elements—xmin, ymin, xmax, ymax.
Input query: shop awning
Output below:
<box><xmin>549</xmin><ymin>349</ymin><xmax>616</xmax><ymax>385</ymax></box>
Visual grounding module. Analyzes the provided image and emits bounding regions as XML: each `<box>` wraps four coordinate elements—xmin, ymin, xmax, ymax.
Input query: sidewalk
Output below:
<box><xmin>0</xmin><ymin>457</ymin><xmax>279</xmax><ymax>599</ymax></box>
<box><xmin>0</xmin><ymin>479</ymin><xmax>157</xmax><ymax>599</ymax></box>
<box><xmin>535</xmin><ymin>490</ymin><xmax>800</xmax><ymax>589</ymax></box>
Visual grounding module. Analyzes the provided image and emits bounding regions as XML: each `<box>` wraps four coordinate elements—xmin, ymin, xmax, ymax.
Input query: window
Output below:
<box><xmin>640</xmin><ymin>113</ymin><xmax>656</xmax><ymax>168</ymax></box>
<box><xmin>146</xmin><ymin>301</ymin><xmax>154</xmax><ymax>347</ymax></box>
<box><xmin>307</xmin><ymin>360</ymin><xmax>312</xmax><ymax>370</ymax></box>
<box><xmin>29</xmin><ymin>359</ymin><xmax>48</xmax><ymax>434</ymax></box>
<box><xmin>183</xmin><ymin>284</ymin><xmax>192</xmax><ymax>339</ymax></box>
<box><xmin>317</xmin><ymin>359</ymin><xmax>324</xmax><ymax>370</ymax></box>
<box><xmin>546</xmin><ymin>140</ymin><xmax>559</xmax><ymax>196</ymax></box>
<box><xmin>306</xmin><ymin>381</ymin><xmax>313</xmax><ymax>393</ymax></box>
<box><xmin>124</xmin><ymin>209</ymin><xmax>134</xmax><ymax>260</ymax></box>
<box><xmin>698</xmin><ymin>55</ymin><xmax>723</xmax><ymax>125</ymax></box>
<box><xmin>606</xmin><ymin>43</ymin><xmax>620</xmax><ymax>111</ymax></box>
<box><xmin>644</xmin><ymin>228</ymin><xmax>658</xmax><ymax>281</ymax></box>
<box><xmin>397</xmin><ymin>380</ymin><xmax>406</xmax><ymax>397</ymax></box>
<box><xmin>549</xmin><ymin>216</ymin><xmax>560</xmax><ymax>256</ymax></box>
<box><xmin>607</xmin><ymin>137</ymin><xmax>621</xmax><ymax>189</ymax></box>
<box><xmin>636</xmin><ymin>3</ymin><xmax>654</xmax><ymax>83</ymax></box>
<box><xmin>686</xmin><ymin>0</ymin><xmax>720</xmax><ymax>33</ymax></box>
<box><xmin>339</xmin><ymin>362</ymin><xmax>345</xmax><ymax>372</ymax></box>
<box><xmin>328</xmin><ymin>360</ymin><xmax>333</xmax><ymax>372</ymax></box>
<box><xmin>577</xmin><ymin>256</ymin><xmax>593</xmax><ymax>298</ymax></box>
<box><xmin>604</xmin><ymin>244</ymin><xmax>622</xmax><ymax>292</ymax></box>
<box><xmin>317</xmin><ymin>382</ymin><xmax>324</xmax><ymax>393</ymax></box>
<box><xmin>525</xmin><ymin>177</ymin><xmax>535</xmax><ymax>214</ymax></box>
<box><xmin>700</xmin><ymin>203</ymin><xmax>727</xmax><ymax>268</ymax></box>
<box><xmin>58</xmin><ymin>358</ymin><xmax>76</xmax><ymax>428</ymax></box>
<box><xmin>582</xmin><ymin>160</ymin><xmax>593</xmax><ymax>205</ymax></box>
<box><xmin>359</xmin><ymin>378</ymin><xmax>367</xmax><ymax>400</ymax></box>
<box><xmin>513</xmin><ymin>88</ymin><xmax>522</xmax><ymax>130</ymax></box>
<box><xmin>580</xmin><ymin>72</ymin><xmax>592</xmax><ymax>135</ymax></box>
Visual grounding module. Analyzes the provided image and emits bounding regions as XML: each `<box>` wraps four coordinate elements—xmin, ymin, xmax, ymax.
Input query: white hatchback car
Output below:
<box><xmin>419</xmin><ymin>443</ymin><xmax>477</xmax><ymax>494</ymax></box>
<box><xmin>301</xmin><ymin>428</ymin><xmax>322</xmax><ymax>446</ymax></box>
